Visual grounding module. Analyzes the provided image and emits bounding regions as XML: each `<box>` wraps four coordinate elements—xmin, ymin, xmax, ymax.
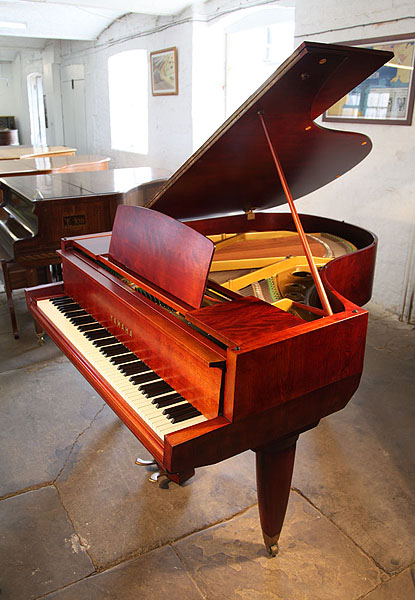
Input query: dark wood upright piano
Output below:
<box><xmin>26</xmin><ymin>42</ymin><xmax>392</xmax><ymax>556</ymax></box>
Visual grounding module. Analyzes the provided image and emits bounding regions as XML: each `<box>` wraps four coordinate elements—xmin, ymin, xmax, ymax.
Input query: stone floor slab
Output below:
<box><xmin>292</xmin><ymin>320</ymin><xmax>415</xmax><ymax>574</ymax></box>
<box><xmin>174</xmin><ymin>494</ymin><xmax>382</xmax><ymax>600</ymax></box>
<box><xmin>55</xmin><ymin>403</ymin><xmax>257</xmax><ymax>568</ymax></box>
<box><xmin>0</xmin><ymin>360</ymin><xmax>104</xmax><ymax>497</ymax></box>
<box><xmin>0</xmin><ymin>290</ymin><xmax>62</xmax><ymax>373</ymax></box>
<box><xmin>45</xmin><ymin>545</ymin><xmax>204</xmax><ymax>599</ymax></box>
<box><xmin>364</xmin><ymin>567</ymin><xmax>415</xmax><ymax>599</ymax></box>
<box><xmin>0</xmin><ymin>486</ymin><xmax>94</xmax><ymax>600</ymax></box>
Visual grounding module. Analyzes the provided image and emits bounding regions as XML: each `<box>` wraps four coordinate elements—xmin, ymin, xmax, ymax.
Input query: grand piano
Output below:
<box><xmin>26</xmin><ymin>42</ymin><xmax>392</xmax><ymax>556</ymax></box>
<box><xmin>1</xmin><ymin>167</ymin><xmax>169</xmax><ymax>338</ymax></box>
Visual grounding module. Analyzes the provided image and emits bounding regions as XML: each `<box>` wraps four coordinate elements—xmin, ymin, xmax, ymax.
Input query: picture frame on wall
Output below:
<box><xmin>150</xmin><ymin>47</ymin><xmax>178</xmax><ymax>96</ymax></box>
<box><xmin>323</xmin><ymin>34</ymin><xmax>415</xmax><ymax>125</ymax></box>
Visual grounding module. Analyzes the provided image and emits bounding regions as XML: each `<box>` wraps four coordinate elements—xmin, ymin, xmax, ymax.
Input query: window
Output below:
<box><xmin>225</xmin><ymin>14</ymin><xmax>295</xmax><ymax>116</ymax></box>
<box><xmin>108</xmin><ymin>50</ymin><xmax>148</xmax><ymax>154</ymax></box>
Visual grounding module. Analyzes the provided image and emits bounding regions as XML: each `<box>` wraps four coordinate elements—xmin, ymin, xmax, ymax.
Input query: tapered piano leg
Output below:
<box><xmin>255</xmin><ymin>435</ymin><xmax>298</xmax><ymax>557</ymax></box>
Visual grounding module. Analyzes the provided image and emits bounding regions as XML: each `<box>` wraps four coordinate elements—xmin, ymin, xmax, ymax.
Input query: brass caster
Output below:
<box><xmin>36</xmin><ymin>333</ymin><xmax>45</xmax><ymax>346</ymax></box>
<box><xmin>263</xmin><ymin>532</ymin><xmax>280</xmax><ymax>557</ymax></box>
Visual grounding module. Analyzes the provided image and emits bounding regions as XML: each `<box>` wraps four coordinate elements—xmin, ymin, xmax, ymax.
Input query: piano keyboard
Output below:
<box><xmin>36</xmin><ymin>296</ymin><xmax>207</xmax><ymax>440</ymax></box>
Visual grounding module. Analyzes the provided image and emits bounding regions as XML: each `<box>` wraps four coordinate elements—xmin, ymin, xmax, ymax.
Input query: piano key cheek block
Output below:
<box><xmin>25</xmin><ymin>41</ymin><xmax>392</xmax><ymax>557</ymax></box>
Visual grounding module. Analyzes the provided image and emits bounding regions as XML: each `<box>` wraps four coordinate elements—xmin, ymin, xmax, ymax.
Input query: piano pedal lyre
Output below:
<box><xmin>135</xmin><ymin>457</ymin><xmax>169</xmax><ymax>486</ymax></box>
<box><xmin>135</xmin><ymin>457</ymin><xmax>195</xmax><ymax>486</ymax></box>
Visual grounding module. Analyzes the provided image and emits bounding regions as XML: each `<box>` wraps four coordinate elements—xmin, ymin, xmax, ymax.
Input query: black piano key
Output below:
<box><xmin>140</xmin><ymin>383</ymin><xmax>169</xmax><ymax>398</ymax></box>
<box><xmin>57</xmin><ymin>303</ymin><xmax>81</xmax><ymax>312</ymax></box>
<box><xmin>170</xmin><ymin>409</ymin><xmax>202</xmax><ymax>424</ymax></box>
<box><xmin>130</xmin><ymin>371</ymin><xmax>160</xmax><ymax>385</ymax></box>
<box><xmin>70</xmin><ymin>315</ymin><xmax>95</xmax><ymax>325</ymax></box>
<box><xmin>119</xmin><ymin>362</ymin><xmax>149</xmax><ymax>376</ymax></box>
<box><xmin>84</xmin><ymin>329</ymin><xmax>111</xmax><ymax>340</ymax></box>
<box><xmin>78</xmin><ymin>322</ymin><xmax>102</xmax><ymax>332</ymax></box>
<box><xmin>110</xmin><ymin>353</ymin><xmax>138</xmax><ymax>365</ymax></box>
<box><xmin>140</xmin><ymin>381</ymin><xmax>174</xmax><ymax>397</ymax></box>
<box><xmin>152</xmin><ymin>394</ymin><xmax>184</xmax><ymax>408</ymax></box>
<box><xmin>164</xmin><ymin>402</ymin><xmax>196</xmax><ymax>416</ymax></box>
<box><xmin>51</xmin><ymin>297</ymin><xmax>72</xmax><ymax>305</ymax></box>
<box><xmin>93</xmin><ymin>337</ymin><xmax>120</xmax><ymax>347</ymax></box>
<box><xmin>162</xmin><ymin>403</ymin><xmax>193</xmax><ymax>417</ymax></box>
<box><xmin>100</xmin><ymin>344</ymin><xmax>128</xmax><ymax>357</ymax></box>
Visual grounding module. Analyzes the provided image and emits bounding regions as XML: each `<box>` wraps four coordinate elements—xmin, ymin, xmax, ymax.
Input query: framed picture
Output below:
<box><xmin>150</xmin><ymin>47</ymin><xmax>178</xmax><ymax>96</ymax></box>
<box><xmin>323</xmin><ymin>34</ymin><xmax>415</xmax><ymax>125</ymax></box>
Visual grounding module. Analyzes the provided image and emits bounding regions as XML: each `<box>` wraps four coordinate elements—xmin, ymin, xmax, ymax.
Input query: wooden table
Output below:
<box><xmin>0</xmin><ymin>145</ymin><xmax>76</xmax><ymax>160</ymax></box>
<box><xmin>0</xmin><ymin>155</ymin><xmax>110</xmax><ymax>177</ymax></box>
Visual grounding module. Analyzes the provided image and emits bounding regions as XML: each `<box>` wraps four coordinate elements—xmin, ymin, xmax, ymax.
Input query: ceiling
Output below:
<box><xmin>0</xmin><ymin>0</ymin><xmax>205</xmax><ymax>48</ymax></box>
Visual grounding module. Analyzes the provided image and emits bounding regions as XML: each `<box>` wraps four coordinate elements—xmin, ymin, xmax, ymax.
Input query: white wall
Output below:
<box><xmin>56</xmin><ymin>12</ymin><xmax>194</xmax><ymax>171</ymax></box>
<box><xmin>0</xmin><ymin>62</ymin><xmax>15</xmax><ymax>117</ymax></box>
<box><xmin>0</xmin><ymin>0</ymin><xmax>412</xmax><ymax>317</ymax></box>
<box><xmin>294</xmin><ymin>0</ymin><xmax>415</xmax><ymax>316</ymax></box>
<box><xmin>12</xmin><ymin>50</ymin><xmax>44</xmax><ymax>145</ymax></box>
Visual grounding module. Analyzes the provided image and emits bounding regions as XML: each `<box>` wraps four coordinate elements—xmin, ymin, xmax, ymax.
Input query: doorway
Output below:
<box><xmin>27</xmin><ymin>72</ymin><xmax>47</xmax><ymax>146</ymax></box>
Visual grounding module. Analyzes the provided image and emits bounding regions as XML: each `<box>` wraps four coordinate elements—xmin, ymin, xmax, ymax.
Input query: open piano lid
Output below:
<box><xmin>148</xmin><ymin>41</ymin><xmax>393</xmax><ymax>221</ymax></box>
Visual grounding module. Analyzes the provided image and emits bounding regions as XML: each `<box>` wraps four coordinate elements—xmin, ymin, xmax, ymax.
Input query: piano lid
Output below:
<box><xmin>148</xmin><ymin>41</ymin><xmax>393</xmax><ymax>221</ymax></box>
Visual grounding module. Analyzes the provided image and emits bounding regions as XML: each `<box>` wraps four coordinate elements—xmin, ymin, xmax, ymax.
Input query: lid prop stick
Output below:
<box><xmin>258</xmin><ymin>110</ymin><xmax>333</xmax><ymax>317</ymax></box>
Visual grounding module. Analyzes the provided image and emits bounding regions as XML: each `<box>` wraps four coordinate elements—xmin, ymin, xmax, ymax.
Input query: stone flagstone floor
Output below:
<box><xmin>0</xmin><ymin>289</ymin><xmax>414</xmax><ymax>599</ymax></box>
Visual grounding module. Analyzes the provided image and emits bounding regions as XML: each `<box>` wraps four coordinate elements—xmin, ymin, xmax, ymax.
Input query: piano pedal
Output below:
<box><xmin>135</xmin><ymin>457</ymin><xmax>157</xmax><ymax>467</ymax></box>
<box><xmin>148</xmin><ymin>470</ymin><xmax>167</xmax><ymax>484</ymax></box>
<box><xmin>135</xmin><ymin>458</ymin><xmax>168</xmax><ymax>486</ymax></box>
<box><xmin>135</xmin><ymin>457</ymin><xmax>195</xmax><ymax>486</ymax></box>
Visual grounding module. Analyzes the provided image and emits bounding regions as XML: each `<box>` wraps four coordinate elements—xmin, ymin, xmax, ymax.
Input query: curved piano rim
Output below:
<box><xmin>186</xmin><ymin>211</ymin><xmax>377</xmax><ymax>313</ymax></box>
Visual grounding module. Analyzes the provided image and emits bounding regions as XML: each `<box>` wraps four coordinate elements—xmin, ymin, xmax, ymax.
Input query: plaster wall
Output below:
<box><xmin>1</xmin><ymin>0</ymin><xmax>411</xmax><ymax>316</ymax></box>
<box><xmin>294</xmin><ymin>0</ymin><xmax>415</xmax><ymax>316</ymax></box>
<box><xmin>0</xmin><ymin>51</ymin><xmax>42</xmax><ymax>144</ymax></box>
<box><xmin>11</xmin><ymin>50</ymin><xmax>44</xmax><ymax>145</ymax></box>
<box><xmin>0</xmin><ymin>62</ymin><xmax>15</xmax><ymax>117</ymax></box>
<box><xmin>42</xmin><ymin>43</ymin><xmax>64</xmax><ymax>147</ymax></box>
<box><xmin>57</xmin><ymin>12</ymin><xmax>194</xmax><ymax>172</ymax></box>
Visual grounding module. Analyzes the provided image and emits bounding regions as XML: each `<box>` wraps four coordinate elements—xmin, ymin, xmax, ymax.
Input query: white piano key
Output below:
<box><xmin>37</xmin><ymin>298</ymin><xmax>207</xmax><ymax>440</ymax></box>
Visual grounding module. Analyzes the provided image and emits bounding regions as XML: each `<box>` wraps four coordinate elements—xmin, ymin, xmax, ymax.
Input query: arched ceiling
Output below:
<box><xmin>0</xmin><ymin>0</ymin><xmax>207</xmax><ymax>46</ymax></box>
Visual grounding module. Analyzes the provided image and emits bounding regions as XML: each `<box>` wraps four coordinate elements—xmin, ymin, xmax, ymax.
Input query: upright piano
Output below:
<box><xmin>1</xmin><ymin>167</ymin><xmax>169</xmax><ymax>338</ymax></box>
<box><xmin>26</xmin><ymin>42</ymin><xmax>392</xmax><ymax>556</ymax></box>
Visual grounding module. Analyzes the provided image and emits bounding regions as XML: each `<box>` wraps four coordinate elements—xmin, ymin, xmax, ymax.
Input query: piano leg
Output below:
<box><xmin>1</xmin><ymin>259</ymin><xmax>19</xmax><ymax>339</ymax></box>
<box><xmin>255</xmin><ymin>434</ymin><xmax>298</xmax><ymax>557</ymax></box>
